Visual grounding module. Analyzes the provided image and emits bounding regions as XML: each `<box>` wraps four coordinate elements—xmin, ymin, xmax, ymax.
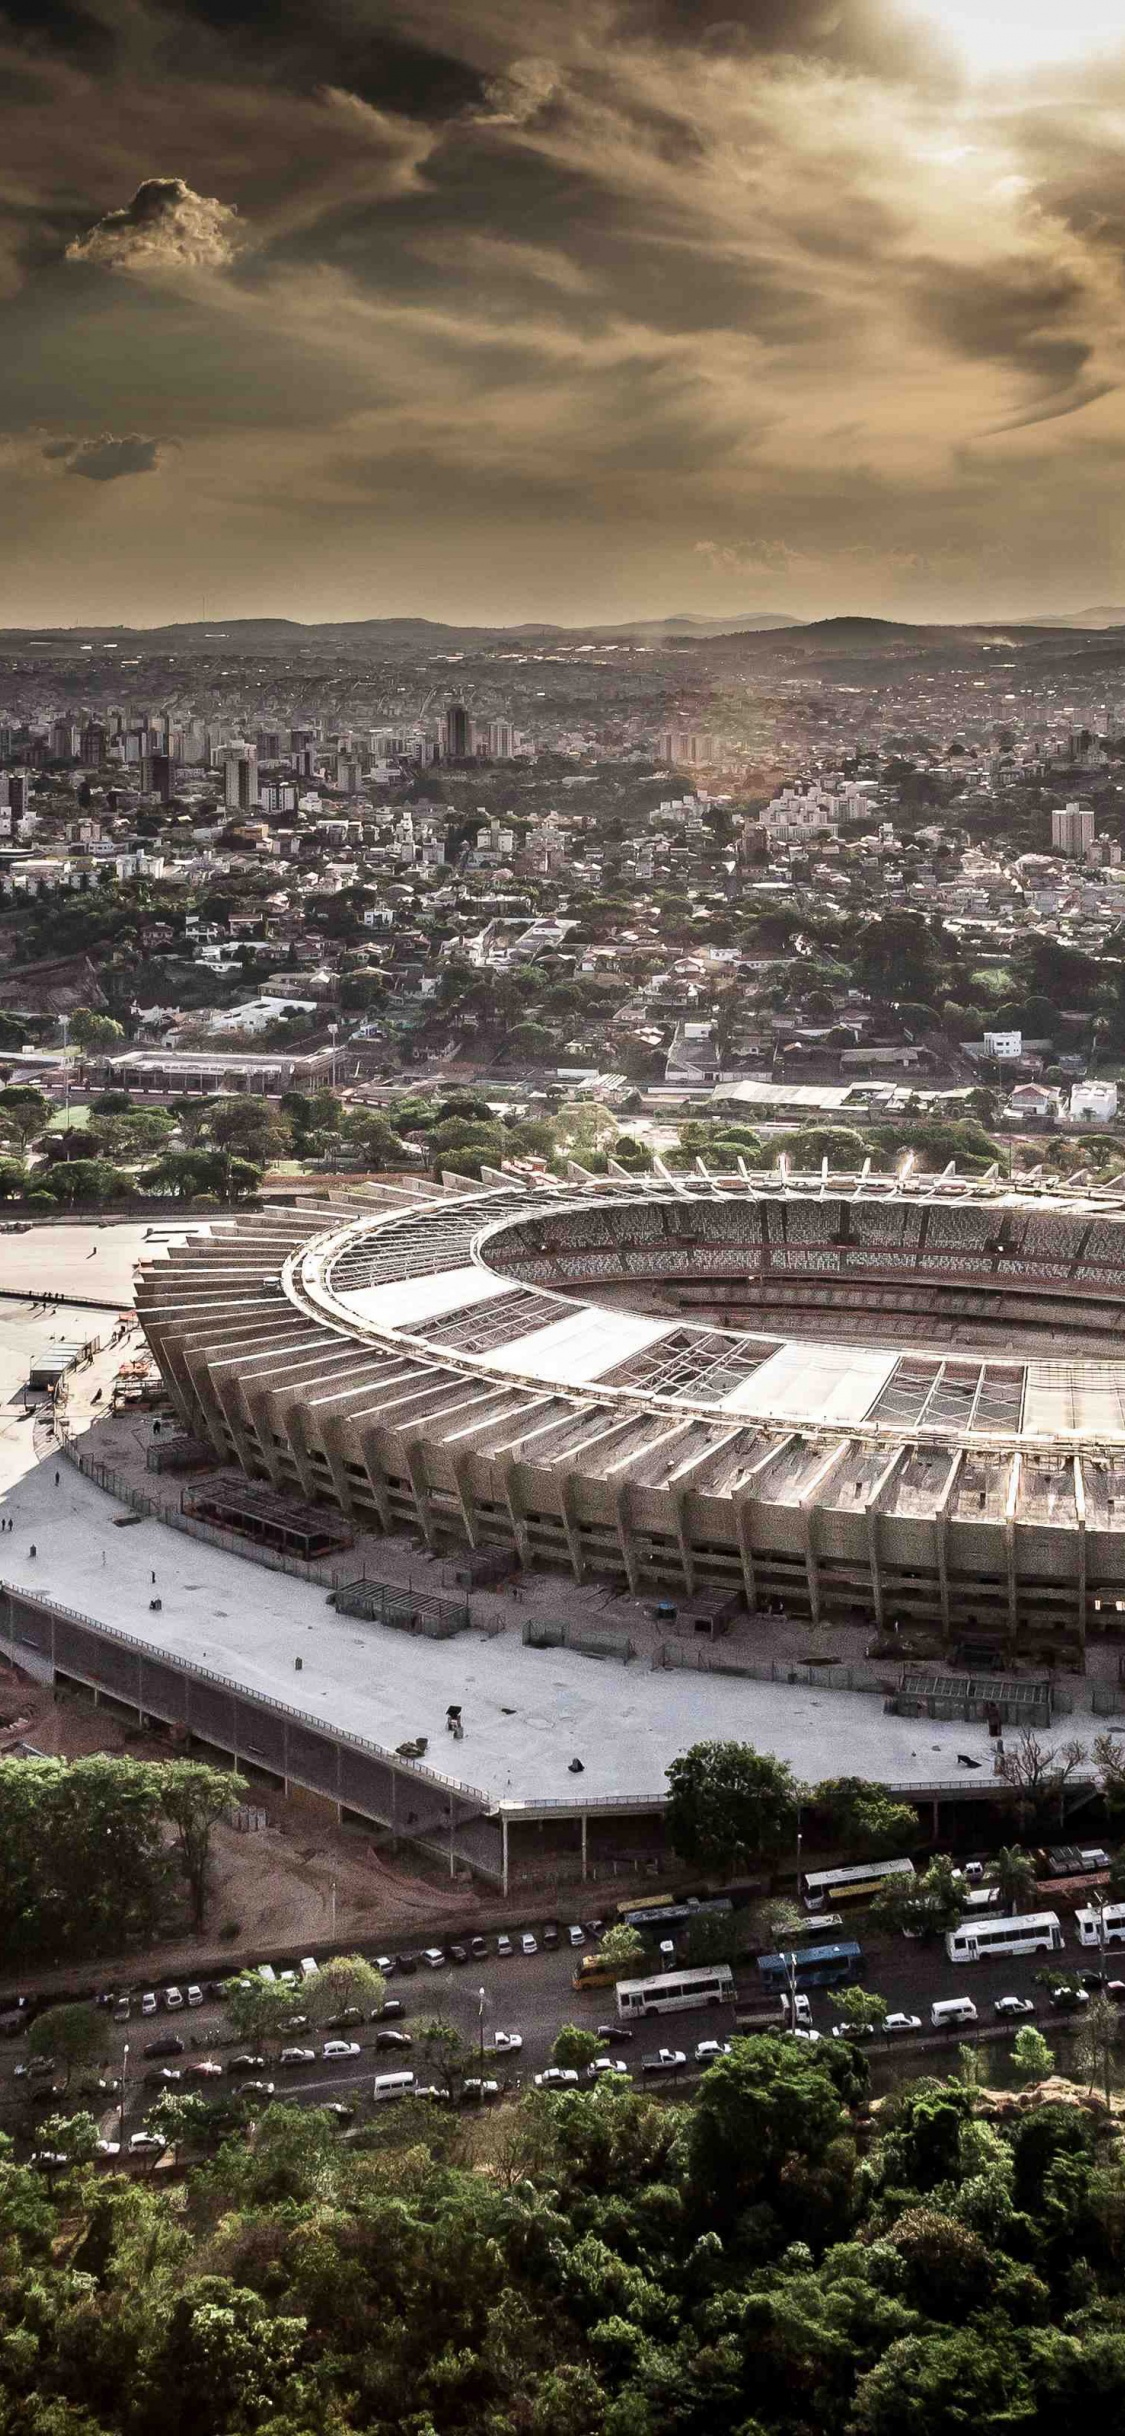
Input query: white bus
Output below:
<box><xmin>802</xmin><ymin>1858</ymin><xmax>915</xmax><ymax>1911</ymax></box>
<box><xmin>615</xmin><ymin>1964</ymin><xmax>734</xmax><ymax>2021</ymax></box>
<box><xmin>945</xmin><ymin>1910</ymin><xmax>1064</xmax><ymax>1964</ymax></box>
<box><xmin>1076</xmin><ymin>1903</ymin><xmax>1125</xmax><ymax>1950</ymax></box>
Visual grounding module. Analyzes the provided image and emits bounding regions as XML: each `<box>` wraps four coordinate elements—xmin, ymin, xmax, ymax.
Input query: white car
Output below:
<box><xmin>163</xmin><ymin>1987</ymin><xmax>184</xmax><ymax>2011</ymax></box>
<box><xmin>128</xmin><ymin>2132</ymin><xmax>166</xmax><ymax>2156</ymax></box>
<box><xmin>185</xmin><ymin>1985</ymin><xmax>203</xmax><ymax>2008</ymax></box>
<box><xmin>422</xmin><ymin>1948</ymin><xmax>445</xmax><ymax>1970</ymax></box>
<box><xmin>462</xmin><ymin>2078</ymin><xmax>500</xmax><ymax>2102</ymax></box>
<box><xmin>535</xmin><ymin>2067</ymin><xmax>579</xmax><ymax>2089</ymax></box>
<box><xmin>94</xmin><ymin>2139</ymin><xmax>121</xmax><ymax>2159</ymax></box>
<box><xmin>641</xmin><ymin>2049</ymin><xmax>687</xmax><ymax>2074</ymax></box>
<box><xmin>280</xmin><ymin>2046</ymin><xmax>316</xmax><ymax>2066</ymax></box>
<box><xmin>140</xmin><ymin>1994</ymin><xmax>157</xmax><ymax>2018</ymax></box>
<box><xmin>322</xmin><ymin>2040</ymin><xmax>361</xmax><ymax>2061</ymax></box>
<box><xmin>492</xmin><ymin>2031</ymin><xmax>522</xmax><ymax>2054</ymax></box>
<box><xmin>791</xmin><ymin>2027</ymin><xmax>822</xmax><ymax>2043</ymax></box>
<box><xmin>884</xmin><ymin>2013</ymin><xmax>922</xmax><ymax>2036</ymax></box>
<box><xmin>374</xmin><ymin>1956</ymin><xmax>394</xmax><ymax>1978</ymax></box>
<box><xmin>520</xmin><ymin>1932</ymin><xmax>538</xmax><ymax>1956</ymax></box>
<box><xmin>567</xmin><ymin>1926</ymin><xmax>585</xmax><ymax>1948</ymax></box>
<box><xmin>588</xmin><ymin>2057</ymin><xmax>629</xmax><ymax>2077</ymax></box>
<box><xmin>994</xmin><ymin>1995</ymin><xmax>1036</xmax><ymax>2019</ymax></box>
<box><xmin>186</xmin><ymin>2059</ymin><xmax>223</xmax><ymax>2079</ymax></box>
<box><xmin>694</xmin><ymin>2038</ymin><xmax>731</xmax><ymax>2064</ymax></box>
<box><xmin>496</xmin><ymin>1934</ymin><xmax>513</xmax><ymax>1957</ymax></box>
<box><xmin>830</xmin><ymin>2023</ymin><xmax>873</xmax><ymax>2041</ymax></box>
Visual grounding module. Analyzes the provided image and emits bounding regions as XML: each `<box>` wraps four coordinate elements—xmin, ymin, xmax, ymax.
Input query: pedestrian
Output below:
<box><xmin>28</xmin><ymin>1545</ymin><xmax>36</xmax><ymax>1559</ymax></box>
<box><xmin>54</xmin><ymin>1470</ymin><xmax>59</xmax><ymax>1487</ymax></box>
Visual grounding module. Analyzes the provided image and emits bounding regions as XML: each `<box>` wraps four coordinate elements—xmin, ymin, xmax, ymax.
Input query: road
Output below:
<box><xmin>2</xmin><ymin>1906</ymin><xmax>1107</xmax><ymax>2142</ymax></box>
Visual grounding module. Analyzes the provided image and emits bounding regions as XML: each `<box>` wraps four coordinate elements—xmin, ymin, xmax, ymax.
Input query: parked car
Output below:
<box><xmin>229</xmin><ymin>2054</ymin><xmax>267</xmax><ymax>2074</ymax></box>
<box><xmin>322</xmin><ymin>2102</ymin><xmax>355</xmax><ymax>2124</ymax></box>
<box><xmin>394</xmin><ymin>1954</ymin><xmax>418</xmax><ymax>1976</ymax></box>
<box><xmin>144</xmin><ymin>2067</ymin><xmax>183</xmax><ymax>2088</ymax></box>
<box><xmin>1049</xmin><ymin>1985</ymin><xmax>1090</xmax><ymax>2011</ymax></box>
<box><xmin>143</xmin><ymin>2035</ymin><xmax>184</xmax><ymax>2059</ymax></box>
<box><xmin>374</xmin><ymin>1955</ymin><xmax>394</xmax><ymax>1978</ymax></box>
<box><xmin>535</xmin><ymin>2067</ymin><xmax>578</xmax><ymax>2089</ymax></box>
<box><xmin>492</xmin><ymin>2031</ymin><xmax>522</xmax><ymax>2054</ymax></box>
<box><xmin>588</xmin><ymin>2057</ymin><xmax>629</xmax><ymax>2078</ymax></box>
<box><xmin>496</xmin><ymin>1935</ymin><xmax>513</xmax><ymax>1958</ymax></box>
<box><xmin>374</xmin><ymin>2029</ymin><xmax>411</xmax><ymax>2052</ymax></box>
<box><xmin>140</xmin><ymin>1994</ymin><xmax>157</xmax><ymax>2018</ymax></box>
<box><xmin>884</xmin><ymin>2013</ymin><xmax>923</xmax><ymax>2036</ymax></box>
<box><xmin>376</xmin><ymin>1999</ymin><xmax>405</xmax><ymax>2021</ymax></box>
<box><xmin>322</xmin><ymin>2040</ymin><xmax>361</xmax><ymax>2061</ymax></box>
<box><xmin>641</xmin><ymin>2049</ymin><xmax>686</xmax><ymax>2075</ymax></box>
<box><xmin>596</xmin><ymin>2023</ymin><xmax>635</xmax><ymax>2045</ymax></box>
<box><xmin>185</xmin><ymin>1985</ymin><xmax>203</xmax><ymax>2008</ymax></box>
<box><xmin>422</xmin><ymin>1948</ymin><xmax>445</xmax><ymax>1971</ymax></box>
<box><xmin>541</xmin><ymin>1923</ymin><xmax>560</xmax><ymax>1949</ymax></box>
<box><xmin>128</xmin><ymin>2132</ymin><xmax>166</xmax><ymax>2156</ymax></box>
<box><xmin>186</xmin><ymin>2059</ymin><xmax>223</xmax><ymax>2078</ymax></box>
<box><xmin>448</xmin><ymin>1943</ymin><xmax>469</xmax><ymax>1965</ymax></box>
<box><xmin>280</xmin><ymin>2047</ymin><xmax>316</xmax><ymax>2067</ymax></box>
<box><xmin>694</xmin><ymin>2038</ymin><xmax>731</xmax><ymax>2064</ymax></box>
<box><xmin>29</xmin><ymin>2152</ymin><xmax>69</xmax><ymax>2172</ymax></box>
<box><xmin>469</xmin><ymin>1937</ymin><xmax>488</xmax><ymax>1960</ymax></box>
<box><xmin>994</xmin><ymin>1995</ymin><xmax>1036</xmax><ymax>2019</ymax></box>
<box><xmin>324</xmin><ymin>2007</ymin><xmax>364</xmax><ymax>2031</ymax></box>
<box><xmin>461</xmin><ymin>2079</ymin><xmax>500</xmax><ymax>2102</ymax></box>
<box><xmin>113</xmin><ymin>1997</ymin><xmax>131</xmax><ymax>2023</ymax></box>
<box><xmin>519</xmin><ymin>1932</ymin><xmax>538</xmax><ymax>1957</ymax></box>
<box><xmin>163</xmin><ymin>1987</ymin><xmax>184</xmax><ymax>2012</ymax></box>
<box><xmin>94</xmin><ymin>2139</ymin><xmax>121</xmax><ymax>2159</ymax></box>
<box><xmin>238</xmin><ymin>2081</ymin><xmax>276</xmax><ymax>2102</ymax></box>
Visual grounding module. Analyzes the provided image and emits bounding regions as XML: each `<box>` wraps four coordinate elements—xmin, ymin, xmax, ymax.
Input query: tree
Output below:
<box><xmin>205</xmin><ymin>1095</ymin><xmax>290</xmax><ymax>1164</ymax></box>
<box><xmin>1012</xmin><ymin>2025</ymin><xmax>1054</xmax><ymax>2082</ymax></box>
<box><xmin>831</xmin><ymin>1987</ymin><xmax>889</xmax><ymax>2038</ymax></box>
<box><xmin>416</xmin><ymin>2015</ymin><xmax>473</xmax><ymax>2098</ymax></box>
<box><xmin>0</xmin><ymin>1085</ymin><xmax>51</xmax><ymax>1157</ymax></box>
<box><xmin>666</xmin><ymin>1741</ymin><xmax>800</xmax><ymax>1872</ymax></box>
<box><xmin>31</xmin><ymin>2110</ymin><xmax>100</xmax><ymax>2175</ymax></box>
<box><xmin>1075</xmin><ymin>1993</ymin><xmax>1123</xmax><ymax>2111</ymax></box>
<box><xmin>593</xmin><ymin>1924</ymin><xmax>647</xmax><ymax>1976</ymax></box>
<box><xmin>813</xmin><ymin>1778</ymin><xmax>918</xmax><ymax>1858</ymax></box>
<box><xmin>994</xmin><ymin>1730</ymin><xmax>1088</xmax><ymax>1830</ymax></box>
<box><xmin>141</xmin><ymin>1149</ymin><xmax>261</xmax><ymax>1203</ymax></box>
<box><xmin>993</xmin><ymin>1845</ymin><xmax>1038</xmax><ymax>1913</ymax></box>
<box><xmin>224</xmin><ymin>1972</ymin><xmax>302</xmax><ymax>2056</ymax></box>
<box><xmin>339</xmin><ymin>1109</ymin><xmax>408</xmax><ymax>1169</ymax></box>
<box><xmin>160</xmin><ymin>1762</ymin><xmax>245</xmax><ymax>1930</ymax></box>
<box><xmin>27</xmin><ymin>2003</ymin><xmax>109</xmax><ymax>2090</ymax></box>
<box><xmin>304</xmin><ymin>1952</ymin><xmax>386</xmax><ymax>2027</ymax></box>
<box><xmin>68</xmin><ymin>1009</ymin><xmax>125</xmax><ymax>1051</ymax></box>
<box><xmin>688</xmin><ymin>2034</ymin><xmax>849</xmax><ymax>2231</ymax></box>
<box><xmin>552</xmin><ymin>2025</ymin><xmax>602</xmax><ymax>2074</ymax></box>
<box><xmin>871</xmin><ymin>1855</ymin><xmax>965</xmax><ymax>1940</ymax></box>
<box><xmin>35</xmin><ymin>1157</ymin><xmax>128</xmax><ymax>1207</ymax></box>
<box><xmin>0</xmin><ymin>1755</ymin><xmax>173</xmax><ymax>1965</ymax></box>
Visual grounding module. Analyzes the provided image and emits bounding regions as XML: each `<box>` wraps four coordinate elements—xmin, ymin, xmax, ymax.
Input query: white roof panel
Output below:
<box><xmin>340</xmin><ymin>1266</ymin><xmax>511</xmax><ymax>1332</ymax></box>
<box><xmin>722</xmin><ymin>1339</ymin><xmax>897</xmax><ymax>1424</ymax></box>
<box><xmin>481</xmin><ymin>1307</ymin><xmax>676</xmax><ymax>1386</ymax></box>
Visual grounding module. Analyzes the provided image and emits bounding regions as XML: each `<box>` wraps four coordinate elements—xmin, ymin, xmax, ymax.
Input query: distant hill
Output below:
<box><xmin>0</xmin><ymin>610</ymin><xmax>799</xmax><ymax>655</ymax></box>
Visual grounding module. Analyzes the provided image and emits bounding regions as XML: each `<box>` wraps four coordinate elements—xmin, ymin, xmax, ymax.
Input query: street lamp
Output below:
<box><xmin>119</xmin><ymin>2040</ymin><xmax>129</xmax><ymax>2150</ymax></box>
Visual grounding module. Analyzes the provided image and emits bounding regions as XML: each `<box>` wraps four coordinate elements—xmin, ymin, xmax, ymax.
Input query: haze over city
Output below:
<box><xmin>5</xmin><ymin>0</ymin><xmax>1125</xmax><ymax>626</ymax></box>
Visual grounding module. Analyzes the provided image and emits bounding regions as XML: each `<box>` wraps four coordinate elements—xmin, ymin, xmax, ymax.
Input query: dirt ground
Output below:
<box><xmin>0</xmin><ymin>1663</ymin><xmax>483</xmax><ymax>1990</ymax></box>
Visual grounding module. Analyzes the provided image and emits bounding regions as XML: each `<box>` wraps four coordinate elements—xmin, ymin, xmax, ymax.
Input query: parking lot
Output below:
<box><xmin>1</xmin><ymin>1896</ymin><xmax>1112</xmax><ymax>2157</ymax></box>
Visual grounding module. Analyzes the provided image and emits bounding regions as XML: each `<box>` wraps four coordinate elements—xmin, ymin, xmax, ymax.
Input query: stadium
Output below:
<box><xmin>135</xmin><ymin>1162</ymin><xmax>1125</xmax><ymax>1677</ymax></box>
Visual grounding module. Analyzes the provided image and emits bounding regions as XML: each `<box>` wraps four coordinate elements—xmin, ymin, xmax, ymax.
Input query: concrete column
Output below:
<box><xmin>283</xmin><ymin>1402</ymin><xmax>319</xmax><ymax>1502</ymax></box>
<box><xmin>403</xmin><ymin>1438</ymin><xmax>437</xmax><ymax>1550</ymax></box>
<box><xmin>320</xmin><ymin>1417</ymin><xmax>359</xmax><ymax>1523</ymax></box>
<box><xmin>736</xmin><ymin>1499</ymin><xmax>758</xmax><ymax>1611</ymax></box>
<box><xmin>502</xmin><ymin>1810</ymin><xmax>509</xmax><ymax>1899</ymax></box>
<box><xmin>499</xmin><ymin>1459</ymin><xmax>531</xmax><ymax>1566</ymax></box>
<box><xmin>360</xmin><ymin>1432</ymin><xmax>394</xmax><ymax>1533</ymax></box>
<box><xmin>452</xmin><ymin>1454</ymin><xmax>480</xmax><ymax>1550</ymax></box>
<box><xmin>674</xmin><ymin>1491</ymin><xmax>696</xmax><ymax>1596</ymax></box>
<box><xmin>615</xmin><ymin>1483</ymin><xmax>640</xmax><ymax>1594</ymax></box>
<box><xmin>1074</xmin><ymin>1456</ymin><xmax>1088</xmax><ymax>1666</ymax></box>
<box><xmin>581</xmin><ymin>1810</ymin><xmax>588</xmax><ymax>1880</ymax></box>
<box><xmin>558</xmin><ymin>1473</ymin><xmax>586</xmax><ymax>1583</ymax></box>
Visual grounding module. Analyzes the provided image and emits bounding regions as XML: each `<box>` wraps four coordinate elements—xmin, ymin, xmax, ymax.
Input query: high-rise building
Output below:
<box><xmin>223</xmin><ymin>745</ymin><xmax>259</xmax><ymax>813</ymax></box>
<box><xmin>149</xmin><ymin>753</ymin><xmax>178</xmax><ymax>804</ymax></box>
<box><xmin>486</xmin><ymin>718</ymin><xmax>517</xmax><ymax>759</ymax></box>
<box><xmin>657</xmin><ymin>729</ymin><xmax>719</xmax><ymax>767</ymax></box>
<box><xmin>50</xmin><ymin>720</ymin><xmax>78</xmax><ymax>761</ymax></box>
<box><xmin>79</xmin><ymin>724</ymin><xmax>107</xmax><ymax>769</ymax></box>
<box><xmin>442</xmin><ymin>702</ymin><xmax>470</xmax><ymax>760</ymax></box>
<box><xmin>1051</xmin><ymin>800</ymin><xmax>1095</xmax><ymax>858</ymax></box>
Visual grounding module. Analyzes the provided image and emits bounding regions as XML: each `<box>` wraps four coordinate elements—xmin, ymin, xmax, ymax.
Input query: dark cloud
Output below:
<box><xmin>908</xmin><ymin>256</ymin><xmax>1096</xmax><ymax>394</ymax></box>
<box><xmin>43</xmin><ymin>432</ymin><xmax>163</xmax><ymax>479</ymax></box>
<box><xmin>66</xmin><ymin>176</ymin><xmax>238</xmax><ymax>272</ymax></box>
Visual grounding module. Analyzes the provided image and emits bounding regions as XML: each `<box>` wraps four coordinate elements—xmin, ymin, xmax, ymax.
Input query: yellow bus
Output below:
<box><xmin>571</xmin><ymin>1954</ymin><xmax>618</xmax><ymax>1992</ymax></box>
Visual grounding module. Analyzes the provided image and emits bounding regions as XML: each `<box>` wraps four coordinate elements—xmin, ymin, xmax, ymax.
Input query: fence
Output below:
<box><xmin>651</xmin><ymin>1642</ymin><xmax>894</xmax><ymax>1692</ymax></box>
<box><xmin>524</xmin><ymin>1618</ymin><xmax>637</xmax><ymax>1664</ymax></box>
<box><xmin>333</xmin><ymin>1576</ymin><xmax>471</xmax><ymax>1638</ymax></box>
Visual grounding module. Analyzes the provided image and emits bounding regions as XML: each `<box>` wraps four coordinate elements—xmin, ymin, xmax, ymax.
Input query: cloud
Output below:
<box><xmin>43</xmin><ymin>432</ymin><xmax>163</xmax><ymax>480</ymax></box>
<box><xmin>65</xmin><ymin>177</ymin><xmax>238</xmax><ymax>273</ymax></box>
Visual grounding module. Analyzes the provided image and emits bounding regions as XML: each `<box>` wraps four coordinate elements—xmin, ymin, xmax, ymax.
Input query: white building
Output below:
<box><xmin>1070</xmin><ymin>1080</ymin><xmax>1119</xmax><ymax>1123</ymax></box>
<box><xmin>1051</xmin><ymin>800</ymin><xmax>1095</xmax><ymax>859</ymax></box>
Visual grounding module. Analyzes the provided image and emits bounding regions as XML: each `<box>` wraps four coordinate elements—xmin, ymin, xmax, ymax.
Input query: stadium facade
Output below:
<box><xmin>135</xmin><ymin>1169</ymin><xmax>1125</xmax><ymax>1673</ymax></box>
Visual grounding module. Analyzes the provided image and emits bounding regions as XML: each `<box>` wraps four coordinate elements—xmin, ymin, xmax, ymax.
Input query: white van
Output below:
<box><xmin>373</xmin><ymin>2070</ymin><xmax>415</xmax><ymax>2103</ymax></box>
<box><xmin>931</xmin><ymin>1997</ymin><xmax>978</xmax><ymax>2031</ymax></box>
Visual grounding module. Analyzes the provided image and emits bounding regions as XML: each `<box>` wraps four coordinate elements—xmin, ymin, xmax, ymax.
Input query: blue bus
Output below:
<box><xmin>758</xmin><ymin>1941</ymin><xmax>863</xmax><ymax>1992</ymax></box>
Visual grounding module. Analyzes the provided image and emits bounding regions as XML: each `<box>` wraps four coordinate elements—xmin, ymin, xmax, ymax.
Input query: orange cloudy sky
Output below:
<box><xmin>4</xmin><ymin>0</ymin><xmax>1125</xmax><ymax>626</ymax></box>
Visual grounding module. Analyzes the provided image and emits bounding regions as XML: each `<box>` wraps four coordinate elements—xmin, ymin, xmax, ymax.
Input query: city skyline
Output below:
<box><xmin>5</xmin><ymin>1</ymin><xmax>1125</xmax><ymax>626</ymax></box>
